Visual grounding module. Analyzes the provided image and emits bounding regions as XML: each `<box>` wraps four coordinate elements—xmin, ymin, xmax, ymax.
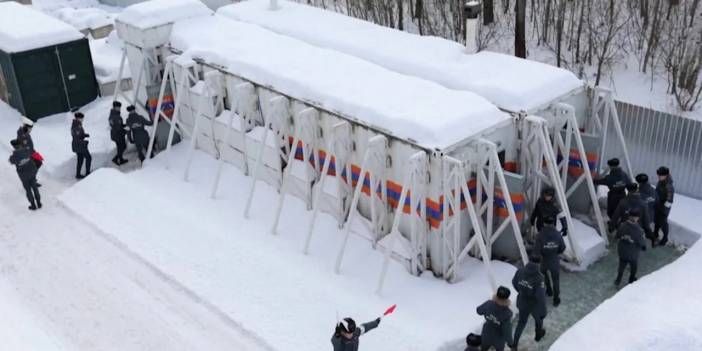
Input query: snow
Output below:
<box><xmin>116</xmin><ymin>0</ymin><xmax>213</xmax><ymax>30</ymax></box>
<box><xmin>0</xmin><ymin>98</ymin><xmax>117</xmax><ymax>180</ymax></box>
<box><xmin>219</xmin><ymin>0</ymin><xmax>584</xmax><ymax>113</ymax></box>
<box><xmin>0</xmin><ymin>279</ymin><xmax>71</xmax><ymax>350</ymax></box>
<box><xmin>668</xmin><ymin>194</ymin><xmax>702</xmax><ymax>247</ymax></box>
<box><xmin>170</xmin><ymin>15</ymin><xmax>508</xmax><ymax>149</ymax></box>
<box><xmin>0</xmin><ymin>148</ymin><xmax>269</xmax><ymax>350</ymax></box>
<box><xmin>55</xmin><ymin>7</ymin><xmax>113</xmax><ymax>31</ymax></box>
<box><xmin>0</xmin><ymin>2</ymin><xmax>84</xmax><ymax>53</ymax></box>
<box><xmin>564</xmin><ymin>219</ymin><xmax>608</xmax><ymax>271</ymax></box>
<box><xmin>552</xmin><ymin>195</ymin><xmax>702</xmax><ymax>350</ymax></box>
<box><xmin>58</xmin><ymin>144</ymin><xmax>518</xmax><ymax>351</ymax></box>
<box><xmin>90</xmin><ymin>31</ymin><xmax>132</xmax><ymax>84</ymax></box>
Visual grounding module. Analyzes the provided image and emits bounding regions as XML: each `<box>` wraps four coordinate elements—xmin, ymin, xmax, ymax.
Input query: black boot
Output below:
<box><xmin>535</xmin><ymin>328</ymin><xmax>546</xmax><ymax>342</ymax></box>
<box><xmin>37</xmin><ymin>201</ymin><xmax>42</xmax><ymax>209</ymax></box>
<box><xmin>658</xmin><ymin>237</ymin><xmax>668</xmax><ymax>246</ymax></box>
<box><xmin>28</xmin><ymin>204</ymin><xmax>37</xmax><ymax>211</ymax></box>
<box><xmin>553</xmin><ymin>296</ymin><xmax>561</xmax><ymax>307</ymax></box>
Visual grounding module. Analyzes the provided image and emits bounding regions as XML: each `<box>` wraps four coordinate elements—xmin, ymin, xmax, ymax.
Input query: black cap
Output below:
<box><xmin>496</xmin><ymin>286</ymin><xmax>511</xmax><ymax>300</ymax></box>
<box><xmin>543</xmin><ymin>216</ymin><xmax>556</xmax><ymax>225</ymax></box>
<box><xmin>607</xmin><ymin>158</ymin><xmax>620</xmax><ymax>167</ymax></box>
<box><xmin>657</xmin><ymin>166</ymin><xmax>670</xmax><ymax>176</ymax></box>
<box><xmin>338</xmin><ymin>318</ymin><xmax>356</xmax><ymax>333</ymax></box>
<box><xmin>635</xmin><ymin>173</ymin><xmax>649</xmax><ymax>183</ymax></box>
<box><xmin>542</xmin><ymin>187</ymin><xmax>555</xmax><ymax>197</ymax></box>
<box><xmin>628</xmin><ymin>208</ymin><xmax>641</xmax><ymax>218</ymax></box>
<box><xmin>626</xmin><ymin>183</ymin><xmax>638</xmax><ymax>192</ymax></box>
<box><xmin>127</xmin><ymin>105</ymin><xmax>136</xmax><ymax>112</ymax></box>
<box><xmin>466</xmin><ymin>333</ymin><xmax>481</xmax><ymax>347</ymax></box>
<box><xmin>113</xmin><ymin>101</ymin><xmax>122</xmax><ymax>108</ymax></box>
<box><xmin>74</xmin><ymin>112</ymin><xmax>84</xmax><ymax>119</ymax></box>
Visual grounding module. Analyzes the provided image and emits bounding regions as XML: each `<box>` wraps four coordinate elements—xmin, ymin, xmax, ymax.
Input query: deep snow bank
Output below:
<box><xmin>58</xmin><ymin>145</ymin><xmax>517</xmax><ymax>351</ymax></box>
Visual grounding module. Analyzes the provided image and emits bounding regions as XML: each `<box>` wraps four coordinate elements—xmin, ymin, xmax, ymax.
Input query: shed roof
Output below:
<box><xmin>170</xmin><ymin>15</ymin><xmax>509</xmax><ymax>149</ymax></box>
<box><xmin>220</xmin><ymin>0</ymin><xmax>584</xmax><ymax>113</ymax></box>
<box><xmin>0</xmin><ymin>2</ymin><xmax>84</xmax><ymax>53</ymax></box>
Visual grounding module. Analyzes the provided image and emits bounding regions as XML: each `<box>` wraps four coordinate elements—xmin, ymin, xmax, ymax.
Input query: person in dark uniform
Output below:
<box><xmin>530</xmin><ymin>187</ymin><xmax>568</xmax><ymax>236</ymax></box>
<box><xmin>594</xmin><ymin>158</ymin><xmax>630</xmax><ymax>222</ymax></box>
<box><xmin>71</xmin><ymin>112</ymin><xmax>91</xmax><ymax>179</ymax></box>
<box><xmin>534</xmin><ymin>216</ymin><xmax>566</xmax><ymax>307</ymax></box>
<box><xmin>8</xmin><ymin>139</ymin><xmax>41</xmax><ymax>210</ymax></box>
<box><xmin>636</xmin><ymin>173</ymin><xmax>657</xmax><ymax>245</ymax></box>
<box><xmin>331</xmin><ymin>317</ymin><xmax>380</xmax><ymax>351</ymax></box>
<box><xmin>476</xmin><ymin>286</ymin><xmax>513</xmax><ymax>351</ymax></box>
<box><xmin>653</xmin><ymin>166</ymin><xmax>675</xmax><ymax>247</ymax></box>
<box><xmin>125</xmin><ymin>105</ymin><xmax>153</xmax><ymax>163</ymax></box>
<box><xmin>109</xmin><ymin>101</ymin><xmax>128</xmax><ymax>165</ymax></box>
<box><xmin>16</xmin><ymin>120</ymin><xmax>34</xmax><ymax>151</ymax></box>
<box><xmin>614</xmin><ymin>209</ymin><xmax>647</xmax><ymax>286</ymax></box>
<box><xmin>511</xmin><ymin>255</ymin><xmax>547</xmax><ymax>350</ymax></box>
<box><xmin>611</xmin><ymin>183</ymin><xmax>652</xmax><ymax>236</ymax></box>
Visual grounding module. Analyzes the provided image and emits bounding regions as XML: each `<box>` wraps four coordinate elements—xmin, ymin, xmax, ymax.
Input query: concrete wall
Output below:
<box><xmin>99</xmin><ymin>0</ymin><xmax>237</xmax><ymax>10</ymax></box>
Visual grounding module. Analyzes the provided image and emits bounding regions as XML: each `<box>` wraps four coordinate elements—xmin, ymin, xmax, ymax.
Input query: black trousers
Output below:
<box><xmin>607</xmin><ymin>193</ymin><xmax>625</xmax><ymax>218</ymax></box>
<box><xmin>21</xmin><ymin>177</ymin><xmax>40</xmax><ymax>207</ymax></box>
<box><xmin>541</xmin><ymin>263</ymin><xmax>560</xmax><ymax>298</ymax></box>
<box><xmin>481</xmin><ymin>344</ymin><xmax>504</xmax><ymax>351</ymax></box>
<box><xmin>654</xmin><ymin>211</ymin><xmax>670</xmax><ymax>242</ymax></box>
<box><xmin>135</xmin><ymin>143</ymin><xmax>147</xmax><ymax>162</ymax></box>
<box><xmin>616</xmin><ymin>258</ymin><xmax>638</xmax><ymax>284</ymax></box>
<box><xmin>76</xmin><ymin>151</ymin><xmax>92</xmax><ymax>176</ymax></box>
<box><xmin>513</xmin><ymin>307</ymin><xmax>544</xmax><ymax>347</ymax></box>
<box><xmin>113</xmin><ymin>139</ymin><xmax>126</xmax><ymax>163</ymax></box>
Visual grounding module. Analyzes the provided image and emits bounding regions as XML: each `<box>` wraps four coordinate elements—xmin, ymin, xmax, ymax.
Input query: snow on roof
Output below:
<box><xmin>219</xmin><ymin>0</ymin><xmax>584</xmax><ymax>113</ymax></box>
<box><xmin>0</xmin><ymin>2</ymin><xmax>84</xmax><ymax>53</ymax></box>
<box><xmin>55</xmin><ymin>7</ymin><xmax>113</xmax><ymax>31</ymax></box>
<box><xmin>116</xmin><ymin>0</ymin><xmax>213</xmax><ymax>30</ymax></box>
<box><xmin>169</xmin><ymin>16</ymin><xmax>508</xmax><ymax>149</ymax></box>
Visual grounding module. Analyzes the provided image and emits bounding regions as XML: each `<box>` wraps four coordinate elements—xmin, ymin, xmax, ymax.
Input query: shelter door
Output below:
<box><xmin>13</xmin><ymin>48</ymin><xmax>67</xmax><ymax>118</ymax></box>
<box><xmin>56</xmin><ymin>40</ymin><xmax>99</xmax><ymax>110</ymax></box>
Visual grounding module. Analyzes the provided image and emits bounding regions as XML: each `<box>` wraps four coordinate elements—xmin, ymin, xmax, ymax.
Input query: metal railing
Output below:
<box><xmin>601</xmin><ymin>100</ymin><xmax>702</xmax><ymax>199</ymax></box>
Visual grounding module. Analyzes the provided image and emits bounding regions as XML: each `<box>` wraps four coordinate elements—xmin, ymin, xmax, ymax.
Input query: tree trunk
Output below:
<box><xmin>556</xmin><ymin>0</ymin><xmax>567</xmax><ymax>67</ymax></box>
<box><xmin>690</xmin><ymin>0</ymin><xmax>701</xmax><ymax>27</ymax></box>
<box><xmin>504</xmin><ymin>0</ymin><xmax>510</xmax><ymax>14</ymax></box>
<box><xmin>484</xmin><ymin>0</ymin><xmax>495</xmax><ymax>25</ymax></box>
<box><xmin>516</xmin><ymin>0</ymin><xmax>527</xmax><ymax>58</ymax></box>
<box><xmin>543</xmin><ymin>0</ymin><xmax>552</xmax><ymax>44</ymax></box>
<box><xmin>415</xmin><ymin>0</ymin><xmax>424</xmax><ymax>34</ymax></box>
<box><xmin>397</xmin><ymin>0</ymin><xmax>404</xmax><ymax>30</ymax></box>
<box><xmin>575</xmin><ymin>0</ymin><xmax>585</xmax><ymax>63</ymax></box>
<box><xmin>643</xmin><ymin>0</ymin><xmax>662</xmax><ymax>73</ymax></box>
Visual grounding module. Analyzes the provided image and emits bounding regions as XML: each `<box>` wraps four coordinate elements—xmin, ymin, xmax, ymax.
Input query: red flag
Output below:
<box><xmin>383</xmin><ymin>304</ymin><xmax>397</xmax><ymax>316</ymax></box>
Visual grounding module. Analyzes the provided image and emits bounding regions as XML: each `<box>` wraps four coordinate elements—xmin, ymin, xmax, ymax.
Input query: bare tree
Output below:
<box><xmin>516</xmin><ymin>0</ymin><xmax>527</xmax><ymax>57</ymax></box>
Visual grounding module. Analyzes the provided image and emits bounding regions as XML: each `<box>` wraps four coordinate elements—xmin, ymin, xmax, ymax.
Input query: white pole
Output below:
<box><xmin>143</xmin><ymin>60</ymin><xmax>172</xmax><ymax>166</ymax></box>
<box><xmin>304</xmin><ymin>122</ymin><xmax>345</xmax><ymax>254</ymax></box>
<box><xmin>243</xmin><ymin>123</ymin><xmax>271</xmax><ymax>219</ymax></box>
<box><xmin>335</xmin><ymin>152</ymin><xmax>371</xmax><ymax>274</ymax></box>
<box><xmin>113</xmin><ymin>50</ymin><xmax>128</xmax><ymax>101</ymax></box>
<box><xmin>183</xmin><ymin>87</ymin><xmax>206</xmax><ymax>181</ymax></box>
<box><xmin>163</xmin><ymin>68</ymin><xmax>190</xmax><ymax>170</ymax></box>
<box><xmin>271</xmin><ymin>135</ymin><xmax>302</xmax><ymax>235</ymax></box>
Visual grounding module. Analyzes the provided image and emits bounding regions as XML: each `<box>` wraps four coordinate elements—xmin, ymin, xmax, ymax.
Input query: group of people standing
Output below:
<box><xmin>8</xmin><ymin>102</ymin><xmax>155</xmax><ymax>210</ymax></box>
<box><xmin>471</xmin><ymin>158</ymin><xmax>675</xmax><ymax>351</ymax></box>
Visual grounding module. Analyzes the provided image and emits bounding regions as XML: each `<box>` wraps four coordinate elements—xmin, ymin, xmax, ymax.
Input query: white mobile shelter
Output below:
<box><xmin>115</xmin><ymin>2</ymin><xmax>533</xmax><ymax>291</ymax></box>
<box><xmin>219</xmin><ymin>0</ymin><xmax>633</xmax><ymax>267</ymax></box>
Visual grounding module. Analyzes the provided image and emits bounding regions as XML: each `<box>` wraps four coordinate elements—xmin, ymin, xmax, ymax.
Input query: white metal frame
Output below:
<box><xmin>589</xmin><ymin>86</ymin><xmax>634</xmax><ymax>179</ymax></box>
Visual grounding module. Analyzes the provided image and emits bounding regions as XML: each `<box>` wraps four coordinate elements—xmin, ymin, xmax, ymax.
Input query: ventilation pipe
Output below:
<box><xmin>464</xmin><ymin>1</ymin><xmax>481</xmax><ymax>54</ymax></box>
<box><xmin>269</xmin><ymin>0</ymin><xmax>279</xmax><ymax>10</ymax></box>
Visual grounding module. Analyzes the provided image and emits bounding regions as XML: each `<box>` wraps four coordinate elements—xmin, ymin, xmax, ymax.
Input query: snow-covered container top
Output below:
<box><xmin>0</xmin><ymin>2</ymin><xmax>84</xmax><ymax>54</ymax></box>
<box><xmin>115</xmin><ymin>0</ymin><xmax>213</xmax><ymax>48</ymax></box>
<box><xmin>116</xmin><ymin>0</ymin><xmax>213</xmax><ymax>30</ymax></box>
<box><xmin>219</xmin><ymin>0</ymin><xmax>584</xmax><ymax>113</ymax></box>
<box><xmin>170</xmin><ymin>15</ymin><xmax>509</xmax><ymax>149</ymax></box>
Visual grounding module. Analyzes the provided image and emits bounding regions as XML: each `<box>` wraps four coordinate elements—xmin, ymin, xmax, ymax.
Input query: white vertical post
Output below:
<box><xmin>183</xmin><ymin>86</ymin><xmax>206</xmax><ymax>181</ymax></box>
<box><xmin>271</xmin><ymin>134</ymin><xmax>303</xmax><ymax>235</ymax></box>
<box><xmin>335</xmin><ymin>154</ymin><xmax>371</xmax><ymax>274</ymax></box>
<box><xmin>144</xmin><ymin>59</ymin><xmax>173</xmax><ymax>166</ymax></box>
<box><xmin>376</xmin><ymin>153</ymin><xmax>422</xmax><ymax>295</ymax></box>
<box><xmin>163</xmin><ymin>67</ymin><xmax>191</xmax><ymax>170</ymax></box>
<box><xmin>243</xmin><ymin>123</ymin><xmax>271</xmax><ymax>219</ymax></box>
<box><xmin>112</xmin><ymin>50</ymin><xmax>128</xmax><ymax>101</ymax></box>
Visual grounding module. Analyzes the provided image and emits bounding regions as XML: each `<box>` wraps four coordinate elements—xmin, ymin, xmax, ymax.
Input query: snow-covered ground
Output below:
<box><xmin>58</xmin><ymin>144</ymin><xmax>517</xmax><ymax>351</ymax></box>
<box><xmin>0</xmin><ymin>99</ymin><xmax>118</xmax><ymax>180</ymax></box>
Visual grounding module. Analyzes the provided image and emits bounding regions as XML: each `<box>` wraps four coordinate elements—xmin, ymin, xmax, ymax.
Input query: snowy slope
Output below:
<box><xmin>170</xmin><ymin>15</ymin><xmax>508</xmax><ymax>149</ymax></box>
<box><xmin>0</xmin><ymin>2</ymin><xmax>84</xmax><ymax>53</ymax></box>
<box><xmin>219</xmin><ymin>0</ymin><xmax>583</xmax><ymax>113</ymax></box>
<box><xmin>59</xmin><ymin>144</ymin><xmax>518</xmax><ymax>351</ymax></box>
<box><xmin>116</xmin><ymin>0</ymin><xmax>212</xmax><ymax>29</ymax></box>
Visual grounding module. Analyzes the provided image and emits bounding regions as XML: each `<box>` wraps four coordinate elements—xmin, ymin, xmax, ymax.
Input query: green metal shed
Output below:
<box><xmin>0</xmin><ymin>2</ymin><xmax>100</xmax><ymax>120</ymax></box>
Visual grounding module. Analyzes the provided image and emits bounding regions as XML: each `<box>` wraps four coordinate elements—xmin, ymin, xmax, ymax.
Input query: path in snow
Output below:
<box><xmin>516</xmin><ymin>236</ymin><xmax>683</xmax><ymax>350</ymax></box>
<box><xmin>0</xmin><ymin>150</ymin><xmax>269</xmax><ymax>351</ymax></box>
